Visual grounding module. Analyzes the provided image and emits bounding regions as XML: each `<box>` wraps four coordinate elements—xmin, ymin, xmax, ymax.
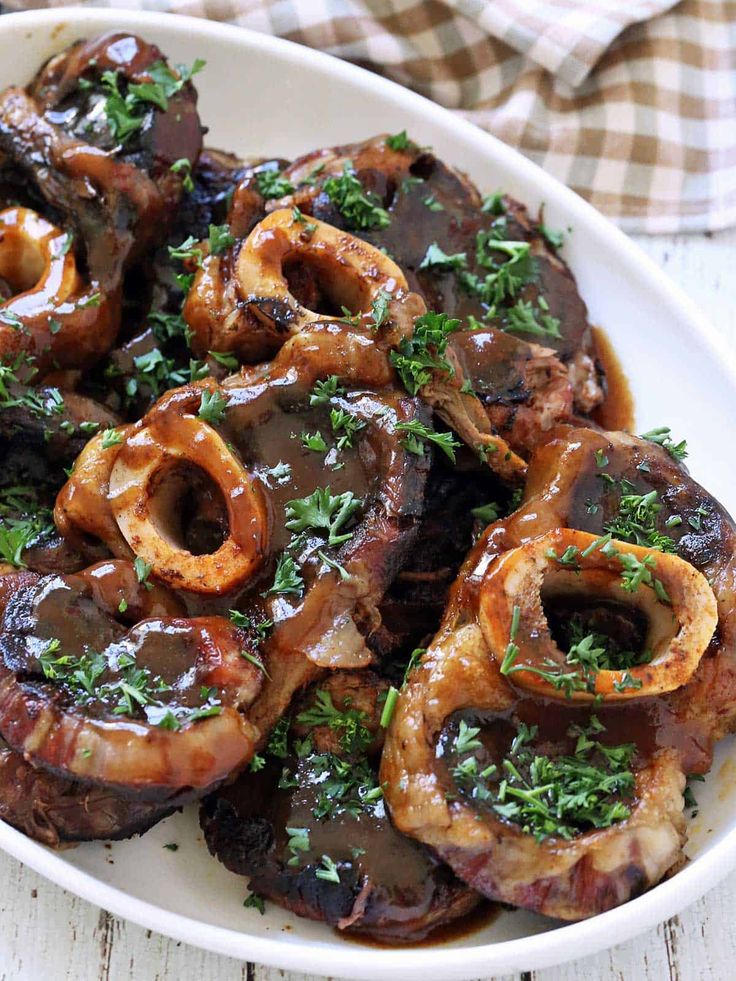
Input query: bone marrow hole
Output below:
<box><xmin>283</xmin><ymin>252</ymin><xmax>370</xmax><ymax>318</ymax></box>
<box><xmin>541</xmin><ymin>584</ymin><xmax>653</xmax><ymax>670</ymax></box>
<box><xmin>148</xmin><ymin>461</ymin><xmax>228</xmax><ymax>557</ymax></box>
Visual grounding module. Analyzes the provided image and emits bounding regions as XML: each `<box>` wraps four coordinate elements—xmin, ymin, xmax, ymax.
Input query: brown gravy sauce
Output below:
<box><xmin>591</xmin><ymin>326</ymin><xmax>635</xmax><ymax>432</ymax></box>
<box><xmin>344</xmin><ymin>899</ymin><xmax>501</xmax><ymax>948</ymax></box>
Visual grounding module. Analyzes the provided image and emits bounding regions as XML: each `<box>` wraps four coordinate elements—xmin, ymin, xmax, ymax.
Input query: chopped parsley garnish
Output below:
<box><xmin>498</xmin><ymin>599</ymin><xmax>652</xmax><ymax>697</ymax></box>
<box><xmin>0</xmin><ymin>486</ymin><xmax>54</xmax><ymax>569</ymax></box>
<box><xmin>310</xmin><ymin>376</ymin><xmax>345</xmax><ymax>406</ymax></box>
<box><xmin>423</xmin><ymin>195</ymin><xmax>444</xmax><ymax>212</ymax></box>
<box><xmin>389</xmin><ymin>310</ymin><xmax>461</xmax><ymax>394</ymax></box>
<box><xmin>0</xmin><ymin>310</ymin><xmax>24</xmax><ymax>330</ymax></box>
<box><xmin>37</xmin><ymin>638</ymin><xmax>220</xmax><ymax>728</ymax></box>
<box><xmin>471</xmin><ymin>501</ymin><xmax>501</xmax><ymax>523</ymax></box>
<box><xmin>385</xmin><ymin>130</ymin><xmax>411</xmax><ymax>151</ymax></box>
<box><xmin>284</xmin><ymin>487</ymin><xmax>363</xmax><ymax>547</ymax></box>
<box><xmin>267</xmin><ymin>717</ymin><xmax>291</xmax><ymax>759</ymax></box>
<box><xmin>448</xmin><ymin>716</ymin><xmax>635</xmax><ymax>839</ymax></box>
<box><xmin>323</xmin><ymin>162</ymin><xmax>390</xmax><ymax>230</ymax></box>
<box><xmin>616</xmin><ymin>549</ymin><xmax>670</xmax><ymax>601</ymax></box>
<box><xmin>126</xmin><ymin>348</ymin><xmax>206</xmax><ymax>401</ymax></box>
<box><xmin>133</xmin><ymin>556</ymin><xmax>153</xmax><ymax>589</ymax></box>
<box><xmin>418</xmin><ymin>242</ymin><xmax>467</xmax><ymax>272</ymax></box>
<box><xmin>367</xmin><ymin>289</ymin><xmax>391</xmax><ymax>330</ymax></box>
<box><xmin>455</xmin><ymin>718</ymin><xmax>483</xmax><ymax>754</ymax></box>
<box><xmin>504</xmin><ymin>299</ymin><xmax>561</xmax><ymax>339</ymax></box>
<box><xmin>285</xmin><ymin>826</ymin><xmax>310</xmax><ymax>866</ymax></box>
<box><xmin>100</xmin><ymin>59</ymin><xmax>204</xmax><ymax>144</ymax></box>
<box><xmin>481</xmin><ymin>192</ymin><xmax>506</xmax><ymax>215</ymax></box>
<box><xmin>296</xmin><ymin>688</ymin><xmax>372</xmax><ymax>754</ymax></box>
<box><xmin>380</xmin><ymin>647</ymin><xmax>425</xmax><ymax>728</ymax></box>
<box><xmin>241</xmin><ymin>648</ymin><xmax>270</xmax><ymax>678</ymax></box>
<box><xmin>379</xmin><ymin>687</ymin><xmax>399</xmax><ymax>728</ymax></box>
<box><xmin>148</xmin><ymin>310</ymin><xmax>192</xmax><ymax>345</ymax></box>
<box><xmin>315</xmin><ymin>854</ymin><xmax>341</xmax><ymax>883</ymax></box>
<box><xmin>243</xmin><ymin>892</ymin><xmax>266</xmax><ymax>914</ymax></box>
<box><xmin>208</xmin><ymin>223</ymin><xmax>235</xmax><ymax>255</ymax></box>
<box><xmin>102</xmin><ymin>429</ymin><xmax>123</xmax><ymax>450</ymax></box>
<box><xmin>256</xmin><ymin>168</ymin><xmax>295</xmax><ymax>200</ymax></box>
<box><xmin>329</xmin><ymin>409</ymin><xmax>366</xmax><ymax>450</ymax></box>
<box><xmin>641</xmin><ymin>427</ymin><xmax>688</xmax><ymax>462</ymax></box>
<box><xmin>168</xmin><ymin>235</ymin><xmax>204</xmax><ymax>268</ymax></box>
<box><xmin>604</xmin><ymin>484</ymin><xmax>676</xmax><ymax>552</ymax></box>
<box><xmin>394</xmin><ymin>419</ymin><xmax>461</xmax><ymax>462</ymax></box>
<box><xmin>265</xmin><ymin>461</ymin><xmax>292</xmax><ymax>484</ymax></box>
<box><xmin>268</xmin><ymin>554</ymin><xmax>304</xmax><ymax>596</ymax></box>
<box><xmin>490</xmin><ymin>718</ymin><xmax>635</xmax><ymax>840</ymax></box>
<box><xmin>209</xmin><ymin>350</ymin><xmax>239</xmax><ymax>371</ymax></box>
<box><xmin>457</xmin><ymin>232</ymin><xmax>536</xmax><ymax>310</ymax></box>
<box><xmin>539</xmin><ymin>224</ymin><xmax>564</xmax><ymax>249</ymax></box>
<box><xmin>0</xmin><ymin>518</ymin><xmax>44</xmax><ymax>567</ymax></box>
<box><xmin>0</xmin><ymin>354</ymin><xmax>65</xmax><ymax>419</ymax></box>
<box><xmin>545</xmin><ymin>544</ymin><xmax>582</xmax><ymax>568</ymax></box>
<box><xmin>229</xmin><ymin>610</ymin><xmax>273</xmax><ymax>638</ymax></box>
<box><xmin>300</xmin><ymin>430</ymin><xmax>328</xmax><ymax>452</ymax></box>
<box><xmin>170</xmin><ymin>157</ymin><xmax>194</xmax><ymax>192</ymax></box>
<box><xmin>198</xmin><ymin>389</ymin><xmax>228</xmax><ymax>425</ymax></box>
<box><xmin>688</xmin><ymin>506</ymin><xmax>708</xmax><ymax>532</ymax></box>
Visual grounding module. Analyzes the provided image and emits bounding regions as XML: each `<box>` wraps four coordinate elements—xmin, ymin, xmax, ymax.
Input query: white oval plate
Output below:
<box><xmin>1</xmin><ymin>7</ymin><xmax>735</xmax><ymax>978</ymax></box>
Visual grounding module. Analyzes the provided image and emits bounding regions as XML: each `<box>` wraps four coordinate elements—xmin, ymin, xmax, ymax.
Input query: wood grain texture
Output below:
<box><xmin>1</xmin><ymin>229</ymin><xmax>735</xmax><ymax>981</ymax></box>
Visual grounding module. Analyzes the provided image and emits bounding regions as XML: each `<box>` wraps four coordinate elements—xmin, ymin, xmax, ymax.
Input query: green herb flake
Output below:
<box><xmin>323</xmin><ymin>162</ymin><xmax>390</xmax><ymax>230</ymax></box>
<box><xmin>198</xmin><ymin>389</ymin><xmax>228</xmax><ymax>425</ymax></box>
<box><xmin>208</xmin><ymin>223</ymin><xmax>236</xmax><ymax>256</ymax></box>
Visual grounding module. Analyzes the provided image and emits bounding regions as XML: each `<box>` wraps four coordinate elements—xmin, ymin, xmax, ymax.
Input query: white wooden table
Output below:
<box><xmin>1</xmin><ymin>229</ymin><xmax>735</xmax><ymax>981</ymax></box>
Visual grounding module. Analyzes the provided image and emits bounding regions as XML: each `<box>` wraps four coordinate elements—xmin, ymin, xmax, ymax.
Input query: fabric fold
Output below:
<box><xmin>445</xmin><ymin>0</ymin><xmax>682</xmax><ymax>87</ymax></box>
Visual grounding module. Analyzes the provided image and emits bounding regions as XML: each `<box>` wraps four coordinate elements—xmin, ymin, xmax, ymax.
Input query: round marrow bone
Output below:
<box><xmin>0</xmin><ymin>207</ymin><xmax>119</xmax><ymax>371</ymax></box>
<box><xmin>109</xmin><ymin>410</ymin><xmax>268</xmax><ymax>594</ymax></box>
<box><xmin>479</xmin><ymin>528</ymin><xmax>717</xmax><ymax>702</ymax></box>
<box><xmin>54</xmin><ymin>317</ymin><xmax>430</xmax><ymax>734</ymax></box>
<box><xmin>235</xmin><ymin>207</ymin><xmax>408</xmax><ymax>334</ymax></box>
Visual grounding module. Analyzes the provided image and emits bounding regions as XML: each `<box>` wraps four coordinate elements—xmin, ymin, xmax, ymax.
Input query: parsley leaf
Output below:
<box><xmin>504</xmin><ymin>299</ymin><xmax>561</xmax><ymax>339</ymax></box>
<box><xmin>385</xmin><ymin>130</ymin><xmax>411</xmax><ymax>151</ymax></box>
<box><xmin>394</xmin><ymin>419</ymin><xmax>460</xmax><ymax>462</ymax></box>
<box><xmin>284</xmin><ymin>487</ymin><xmax>363</xmax><ymax>547</ymax></box>
<box><xmin>418</xmin><ymin>242</ymin><xmax>467</xmax><ymax>272</ymax></box>
<box><xmin>329</xmin><ymin>408</ymin><xmax>366</xmax><ymax>450</ymax></box>
<box><xmin>256</xmin><ymin>168</ymin><xmax>295</xmax><ymax>200</ymax></box>
<box><xmin>208</xmin><ymin>223</ymin><xmax>235</xmax><ymax>255</ymax></box>
<box><xmin>389</xmin><ymin>310</ymin><xmax>461</xmax><ymax>394</ymax></box>
<box><xmin>198</xmin><ymin>389</ymin><xmax>228</xmax><ymax>425</ymax></box>
<box><xmin>268</xmin><ymin>554</ymin><xmax>304</xmax><ymax>596</ymax></box>
<box><xmin>170</xmin><ymin>158</ymin><xmax>194</xmax><ymax>192</ymax></box>
<box><xmin>640</xmin><ymin>427</ymin><xmax>688</xmax><ymax>462</ymax></box>
<box><xmin>323</xmin><ymin>162</ymin><xmax>390</xmax><ymax>230</ymax></box>
<box><xmin>309</xmin><ymin>376</ymin><xmax>345</xmax><ymax>406</ymax></box>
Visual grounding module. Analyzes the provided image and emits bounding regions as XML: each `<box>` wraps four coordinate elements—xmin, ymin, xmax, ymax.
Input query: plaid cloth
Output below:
<box><xmin>3</xmin><ymin>0</ymin><xmax>736</xmax><ymax>234</ymax></box>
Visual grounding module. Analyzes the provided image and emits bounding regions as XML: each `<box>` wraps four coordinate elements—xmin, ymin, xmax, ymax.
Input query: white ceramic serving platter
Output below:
<box><xmin>0</xmin><ymin>7</ymin><xmax>735</xmax><ymax>979</ymax></box>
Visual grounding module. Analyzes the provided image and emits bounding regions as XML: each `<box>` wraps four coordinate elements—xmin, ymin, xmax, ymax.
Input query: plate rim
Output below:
<box><xmin>0</xmin><ymin>6</ymin><xmax>735</xmax><ymax>978</ymax></box>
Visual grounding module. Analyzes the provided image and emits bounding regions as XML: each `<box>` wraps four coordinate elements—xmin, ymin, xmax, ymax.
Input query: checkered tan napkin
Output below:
<box><xmin>4</xmin><ymin>0</ymin><xmax>736</xmax><ymax>233</ymax></box>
